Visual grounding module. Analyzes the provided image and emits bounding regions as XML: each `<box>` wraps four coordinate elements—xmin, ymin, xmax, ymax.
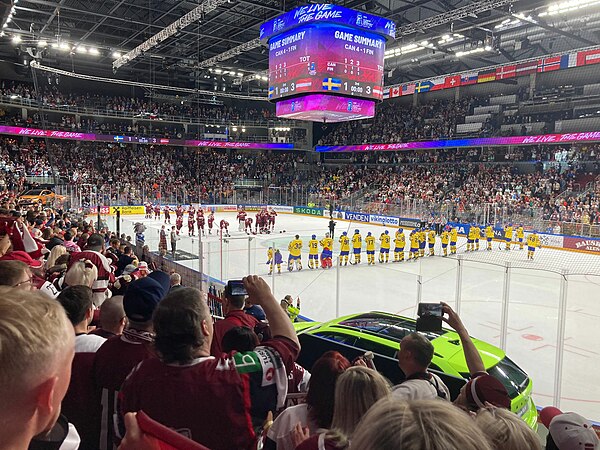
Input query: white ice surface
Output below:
<box><xmin>118</xmin><ymin>212</ymin><xmax>600</xmax><ymax>421</ymax></box>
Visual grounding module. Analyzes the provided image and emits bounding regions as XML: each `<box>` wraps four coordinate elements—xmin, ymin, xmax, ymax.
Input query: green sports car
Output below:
<box><xmin>294</xmin><ymin>312</ymin><xmax>537</xmax><ymax>430</ymax></box>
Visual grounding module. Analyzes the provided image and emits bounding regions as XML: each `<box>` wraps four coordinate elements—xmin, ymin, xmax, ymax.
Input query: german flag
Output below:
<box><xmin>477</xmin><ymin>69</ymin><xmax>496</xmax><ymax>83</ymax></box>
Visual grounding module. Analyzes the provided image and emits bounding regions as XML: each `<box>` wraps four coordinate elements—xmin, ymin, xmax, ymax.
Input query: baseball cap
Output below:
<box><xmin>540</xmin><ymin>407</ymin><xmax>599</xmax><ymax>450</ymax></box>
<box><xmin>465</xmin><ymin>374</ymin><xmax>511</xmax><ymax>410</ymax></box>
<box><xmin>0</xmin><ymin>250</ymin><xmax>43</xmax><ymax>268</ymax></box>
<box><xmin>123</xmin><ymin>276</ymin><xmax>169</xmax><ymax>322</ymax></box>
<box><xmin>138</xmin><ymin>261</ymin><xmax>149</xmax><ymax>271</ymax></box>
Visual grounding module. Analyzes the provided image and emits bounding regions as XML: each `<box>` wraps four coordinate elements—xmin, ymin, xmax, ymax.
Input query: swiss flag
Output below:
<box><xmin>390</xmin><ymin>86</ymin><xmax>401</xmax><ymax>97</ymax></box>
<box><xmin>444</xmin><ymin>75</ymin><xmax>461</xmax><ymax>89</ymax></box>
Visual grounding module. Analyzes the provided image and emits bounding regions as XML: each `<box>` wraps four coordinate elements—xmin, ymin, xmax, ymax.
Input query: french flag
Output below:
<box><xmin>560</xmin><ymin>53</ymin><xmax>577</xmax><ymax>69</ymax></box>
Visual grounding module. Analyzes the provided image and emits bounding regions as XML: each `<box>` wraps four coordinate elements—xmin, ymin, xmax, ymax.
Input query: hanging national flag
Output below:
<box><xmin>460</xmin><ymin>72</ymin><xmax>478</xmax><ymax>85</ymax></box>
<box><xmin>295</xmin><ymin>79</ymin><xmax>312</xmax><ymax>91</ymax></box>
<box><xmin>477</xmin><ymin>69</ymin><xmax>496</xmax><ymax>83</ymax></box>
<box><xmin>516</xmin><ymin>61</ymin><xmax>538</xmax><ymax>76</ymax></box>
<box><xmin>429</xmin><ymin>77</ymin><xmax>446</xmax><ymax>91</ymax></box>
<box><xmin>414</xmin><ymin>80</ymin><xmax>433</xmax><ymax>93</ymax></box>
<box><xmin>444</xmin><ymin>75</ymin><xmax>461</xmax><ymax>88</ymax></box>
<box><xmin>560</xmin><ymin>53</ymin><xmax>577</xmax><ymax>69</ymax></box>
<box><xmin>383</xmin><ymin>88</ymin><xmax>390</xmax><ymax>100</ymax></box>
<box><xmin>401</xmin><ymin>84</ymin><xmax>415</xmax><ymax>95</ymax></box>
<box><xmin>576</xmin><ymin>48</ymin><xmax>600</xmax><ymax>66</ymax></box>
<box><xmin>538</xmin><ymin>56</ymin><xmax>561</xmax><ymax>72</ymax></box>
<box><xmin>322</xmin><ymin>78</ymin><xmax>342</xmax><ymax>91</ymax></box>
<box><xmin>390</xmin><ymin>86</ymin><xmax>401</xmax><ymax>97</ymax></box>
<box><xmin>496</xmin><ymin>64</ymin><xmax>516</xmax><ymax>79</ymax></box>
<box><xmin>268</xmin><ymin>86</ymin><xmax>275</xmax><ymax>99</ymax></box>
<box><xmin>372</xmin><ymin>85</ymin><xmax>383</xmax><ymax>96</ymax></box>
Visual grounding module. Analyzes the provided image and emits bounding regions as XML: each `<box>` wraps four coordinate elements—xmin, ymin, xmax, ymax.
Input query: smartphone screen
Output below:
<box><xmin>418</xmin><ymin>303</ymin><xmax>443</xmax><ymax>318</ymax></box>
<box><xmin>228</xmin><ymin>280</ymin><xmax>247</xmax><ymax>296</ymax></box>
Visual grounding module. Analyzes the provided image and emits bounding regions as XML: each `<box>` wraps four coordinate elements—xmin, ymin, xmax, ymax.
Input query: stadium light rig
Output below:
<box><xmin>113</xmin><ymin>0</ymin><xmax>231</xmax><ymax>71</ymax></box>
<box><xmin>539</xmin><ymin>0</ymin><xmax>600</xmax><ymax>16</ymax></box>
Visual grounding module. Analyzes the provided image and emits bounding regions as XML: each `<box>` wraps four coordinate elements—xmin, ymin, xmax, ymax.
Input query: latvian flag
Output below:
<box><xmin>576</xmin><ymin>48</ymin><xmax>600</xmax><ymax>66</ymax></box>
<box><xmin>372</xmin><ymin>85</ymin><xmax>383</xmax><ymax>97</ymax></box>
<box><xmin>295</xmin><ymin>79</ymin><xmax>312</xmax><ymax>92</ymax></box>
<box><xmin>390</xmin><ymin>86</ymin><xmax>401</xmax><ymax>98</ymax></box>
<box><xmin>496</xmin><ymin>64</ymin><xmax>516</xmax><ymax>79</ymax></box>
<box><xmin>516</xmin><ymin>61</ymin><xmax>538</xmax><ymax>76</ymax></box>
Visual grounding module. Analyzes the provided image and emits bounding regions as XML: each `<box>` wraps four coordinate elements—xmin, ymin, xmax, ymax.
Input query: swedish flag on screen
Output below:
<box><xmin>322</xmin><ymin>78</ymin><xmax>342</xmax><ymax>91</ymax></box>
<box><xmin>268</xmin><ymin>86</ymin><xmax>275</xmax><ymax>99</ymax></box>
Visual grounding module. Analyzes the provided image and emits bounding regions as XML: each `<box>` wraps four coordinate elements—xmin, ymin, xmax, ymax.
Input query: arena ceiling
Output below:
<box><xmin>1</xmin><ymin>0</ymin><xmax>600</xmax><ymax>94</ymax></box>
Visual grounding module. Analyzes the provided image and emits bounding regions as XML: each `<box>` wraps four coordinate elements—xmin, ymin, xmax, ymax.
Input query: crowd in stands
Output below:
<box><xmin>2</xmin><ymin>135</ymin><xmax>600</xmax><ymax>226</ymax></box>
<box><xmin>0</xmin><ymin>80</ymin><xmax>276</xmax><ymax>122</ymax></box>
<box><xmin>0</xmin><ymin>198</ymin><xmax>598</xmax><ymax>449</ymax></box>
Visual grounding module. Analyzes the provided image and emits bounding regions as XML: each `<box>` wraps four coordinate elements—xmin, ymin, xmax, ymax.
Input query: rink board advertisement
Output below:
<box><xmin>563</xmin><ymin>236</ymin><xmax>600</xmax><ymax>253</ymax></box>
<box><xmin>294</xmin><ymin>206</ymin><xmax>324</xmax><ymax>216</ymax></box>
<box><xmin>369</xmin><ymin>214</ymin><xmax>399</xmax><ymax>226</ymax></box>
<box><xmin>344</xmin><ymin>211</ymin><xmax>370</xmax><ymax>222</ymax></box>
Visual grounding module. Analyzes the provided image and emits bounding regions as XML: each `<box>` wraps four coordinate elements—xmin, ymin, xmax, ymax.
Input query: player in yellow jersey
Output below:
<box><xmin>266</xmin><ymin>246</ymin><xmax>273</xmax><ymax>265</ymax></box>
<box><xmin>394</xmin><ymin>228</ymin><xmax>405</xmax><ymax>262</ymax></box>
<box><xmin>339</xmin><ymin>232</ymin><xmax>350</xmax><ymax>265</ymax></box>
<box><xmin>441</xmin><ymin>227</ymin><xmax>450</xmax><ymax>256</ymax></box>
<box><xmin>474</xmin><ymin>225</ymin><xmax>482</xmax><ymax>251</ymax></box>
<box><xmin>504</xmin><ymin>224</ymin><xmax>513</xmax><ymax>250</ymax></box>
<box><xmin>351</xmin><ymin>229</ymin><xmax>362</xmax><ymax>265</ymax></box>
<box><xmin>485</xmin><ymin>224</ymin><xmax>494</xmax><ymax>250</ymax></box>
<box><xmin>320</xmin><ymin>233</ymin><xmax>333</xmax><ymax>269</ymax></box>
<box><xmin>418</xmin><ymin>229</ymin><xmax>426</xmax><ymax>257</ymax></box>
<box><xmin>365</xmin><ymin>232</ymin><xmax>376</xmax><ymax>265</ymax></box>
<box><xmin>308</xmin><ymin>234</ymin><xmax>319</xmax><ymax>269</ymax></box>
<box><xmin>527</xmin><ymin>231</ymin><xmax>541</xmax><ymax>260</ymax></box>
<box><xmin>409</xmin><ymin>229</ymin><xmax>419</xmax><ymax>260</ymax></box>
<box><xmin>379</xmin><ymin>230</ymin><xmax>390</xmax><ymax>263</ymax></box>
<box><xmin>467</xmin><ymin>225</ymin><xmax>477</xmax><ymax>252</ymax></box>
<box><xmin>288</xmin><ymin>234</ymin><xmax>303</xmax><ymax>271</ymax></box>
<box><xmin>516</xmin><ymin>225</ymin><xmax>525</xmax><ymax>250</ymax></box>
<box><xmin>450</xmin><ymin>226</ymin><xmax>458</xmax><ymax>254</ymax></box>
<box><xmin>427</xmin><ymin>228</ymin><xmax>436</xmax><ymax>256</ymax></box>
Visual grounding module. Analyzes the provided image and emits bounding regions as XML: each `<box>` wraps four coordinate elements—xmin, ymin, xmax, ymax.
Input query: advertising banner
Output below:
<box><xmin>220</xmin><ymin>205</ymin><xmax>238</xmax><ymax>212</ymax></box>
<box><xmin>241</xmin><ymin>204</ymin><xmax>265</xmax><ymax>212</ymax></box>
<box><xmin>294</xmin><ymin>206</ymin><xmax>324</xmax><ymax>216</ymax></box>
<box><xmin>110</xmin><ymin>206</ymin><xmax>145</xmax><ymax>215</ymax></box>
<box><xmin>369</xmin><ymin>214</ymin><xmax>399</xmax><ymax>226</ymax></box>
<box><xmin>532</xmin><ymin>232</ymin><xmax>564</xmax><ymax>248</ymax></box>
<box><xmin>344</xmin><ymin>211</ymin><xmax>370</xmax><ymax>223</ymax></box>
<box><xmin>269</xmin><ymin>205</ymin><xmax>294</xmax><ymax>213</ymax></box>
<box><xmin>563</xmin><ymin>236</ymin><xmax>600</xmax><ymax>253</ymax></box>
<box><xmin>398</xmin><ymin>218</ymin><xmax>425</xmax><ymax>228</ymax></box>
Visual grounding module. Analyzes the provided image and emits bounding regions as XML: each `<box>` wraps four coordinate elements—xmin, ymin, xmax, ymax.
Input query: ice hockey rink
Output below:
<box><xmin>118</xmin><ymin>211</ymin><xmax>600</xmax><ymax>421</ymax></box>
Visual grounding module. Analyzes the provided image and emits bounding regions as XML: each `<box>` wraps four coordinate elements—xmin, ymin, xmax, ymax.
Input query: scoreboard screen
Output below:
<box><xmin>276</xmin><ymin>94</ymin><xmax>375</xmax><ymax>122</ymax></box>
<box><xmin>268</xmin><ymin>23</ymin><xmax>385</xmax><ymax>102</ymax></box>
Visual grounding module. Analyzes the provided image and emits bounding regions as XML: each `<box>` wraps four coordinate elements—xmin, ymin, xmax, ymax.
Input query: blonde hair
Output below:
<box><xmin>0</xmin><ymin>287</ymin><xmax>73</xmax><ymax>400</ymax></box>
<box><xmin>474</xmin><ymin>406</ymin><xmax>542</xmax><ymax>450</ymax></box>
<box><xmin>46</xmin><ymin>244</ymin><xmax>67</xmax><ymax>269</ymax></box>
<box><xmin>64</xmin><ymin>260</ymin><xmax>98</xmax><ymax>288</ymax></box>
<box><xmin>324</xmin><ymin>367</ymin><xmax>391</xmax><ymax>448</ymax></box>
<box><xmin>351</xmin><ymin>398</ymin><xmax>494</xmax><ymax>450</ymax></box>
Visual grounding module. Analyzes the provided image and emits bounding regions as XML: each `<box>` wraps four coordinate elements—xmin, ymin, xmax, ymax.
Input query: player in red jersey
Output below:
<box><xmin>176</xmin><ymin>205</ymin><xmax>184</xmax><ymax>219</ymax></box>
<box><xmin>163</xmin><ymin>206</ymin><xmax>171</xmax><ymax>224</ymax></box>
<box><xmin>207</xmin><ymin>211</ymin><xmax>214</xmax><ymax>234</ymax></box>
<box><xmin>245</xmin><ymin>216</ymin><xmax>254</xmax><ymax>234</ymax></box>
<box><xmin>144</xmin><ymin>203</ymin><xmax>152</xmax><ymax>219</ymax></box>
<box><xmin>176</xmin><ymin>213</ymin><xmax>183</xmax><ymax>233</ymax></box>
<box><xmin>236</xmin><ymin>209</ymin><xmax>247</xmax><ymax>232</ymax></box>
<box><xmin>153</xmin><ymin>204</ymin><xmax>160</xmax><ymax>220</ymax></box>
<box><xmin>255</xmin><ymin>212</ymin><xmax>261</xmax><ymax>234</ymax></box>
<box><xmin>198</xmin><ymin>213</ymin><xmax>206</xmax><ymax>236</ymax></box>
<box><xmin>220</xmin><ymin>219</ymin><xmax>230</xmax><ymax>237</ymax></box>
<box><xmin>268</xmin><ymin>208</ymin><xmax>277</xmax><ymax>232</ymax></box>
<box><xmin>188</xmin><ymin>206</ymin><xmax>196</xmax><ymax>236</ymax></box>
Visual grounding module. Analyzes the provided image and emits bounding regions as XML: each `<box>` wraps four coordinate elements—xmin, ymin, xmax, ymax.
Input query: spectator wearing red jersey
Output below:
<box><xmin>210</xmin><ymin>281</ymin><xmax>260</xmax><ymax>356</ymax></box>
<box><xmin>118</xmin><ymin>275</ymin><xmax>300</xmax><ymax>450</ymax></box>
<box><xmin>68</xmin><ymin>233</ymin><xmax>115</xmax><ymax>306</ymax></box>
<box><xmin>94</xmin><ymin>271</ymin><xmax>170</xmax><ymax>450</ymax></box>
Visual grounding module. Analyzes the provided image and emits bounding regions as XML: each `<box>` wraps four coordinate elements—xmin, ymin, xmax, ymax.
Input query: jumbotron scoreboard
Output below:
<box><xmin>260</xmin><ymin>4</ymin><xmax>395</xmax><ymax>122</ymax></box>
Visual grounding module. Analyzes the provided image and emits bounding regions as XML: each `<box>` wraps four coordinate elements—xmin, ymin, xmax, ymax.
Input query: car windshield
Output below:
<box><xmin>338</xmin><ymin>313</ymin><xmax>444</xmax><ymax>343</ymax></box>
<box><xmin>470</xmin><ymin>357</ymin><xmax>529</xmax><ymax>399</ymax></box>
<box><xmin>23</xmin><ymin>189</ymin><xmax>44</xmax><ymax>195</ymax></box>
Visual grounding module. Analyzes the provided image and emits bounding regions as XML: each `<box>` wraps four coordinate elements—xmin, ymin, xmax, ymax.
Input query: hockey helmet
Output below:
<box><xmin>398</xmin><ymin>228</ymin><xmax>403</xmax><ymax>233</ymax></box>
<box><xmin>355</xmin><ymin>229</ymin><xmax>359</xmax><ymax>234</ymax></box>
<box><xmin>385</xmin><ymin>230</ymin><xmax>389</xmax><ymax>234</ymax></box>
<box><xmin>312</xmin><ymin>234</ymin><xmax>316</xmax><ymax>239</ymax></box>
<box><xmin>367</xmin><ymin>232</ymin><xmax>372</xmax><ymax>236</ymax></box>
<box><xmin>343</xmin><ymin>231</ymin><xmax>347</xmax><ymax>236</ymax></box>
